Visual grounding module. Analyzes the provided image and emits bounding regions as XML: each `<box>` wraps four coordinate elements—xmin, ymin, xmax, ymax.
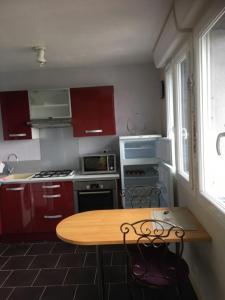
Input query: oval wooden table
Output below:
<box><xmin>56</xmin><ymin>207</ymin><xmax>210</xmax><ymax>300</ymax></box>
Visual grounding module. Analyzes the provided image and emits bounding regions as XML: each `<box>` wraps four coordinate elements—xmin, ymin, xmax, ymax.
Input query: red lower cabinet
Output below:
<box><xmin>0</xmin><ymin>184</ymin><xmax>32</xmax><ymax>234</ymax></box>
<box><xmin>30</xmin><ymin>181</ymin><xmax>74</xmax><ymax>233</ymax></box>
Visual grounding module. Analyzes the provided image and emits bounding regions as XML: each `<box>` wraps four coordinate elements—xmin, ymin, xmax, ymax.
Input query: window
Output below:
<box><xmin>165</xmin><ymin>66</ymin><xmax>174</xmax><ymax>139</ymax></box>
<box><xmin>199</xmin><ymin>10</ymin><xmax>225</xmax><ymax>208</ymax></box>
<box><xmin>165</xmin><ymin>65</ymin><xmax>176</xmax><ymax>168</ymax></box>
<box><xmin>175</xmin><ymin>46</ymin><xmax>192</xmax><ymax>181</ymax></box>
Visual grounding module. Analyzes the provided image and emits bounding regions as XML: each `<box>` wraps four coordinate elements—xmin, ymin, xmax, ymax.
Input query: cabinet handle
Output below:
<box><xmin>85</xmin><ymin>129</ymin><xmax>103</xmax><ymax>134</ymax></box>
<box><xmin>43</xmin><ymin>215</ymin><xmax>62</xmax><ymax>219</ymax></box>
<box><xmin>79</xmin><ymin>191</ymin><xmax>111</xmax><ymax>195</ymax></box>
<box><xmin>6</xmin><ymin>187</ymin><xmax>24</xmax><ymax>191</ymax></box>
<box><xmin>9</xmin><ymin>133</ymin><xmax>27</xmax><ymax>137</ymax></box>
<box><xmin>42</xmin><ymin>185</ymin><xmax>61</xmax><ymax>189</ymax></box>
<box><xmin>43</xmin><ymin>194</ymin><xmax>61</xmax><ymax>198</ymax></box>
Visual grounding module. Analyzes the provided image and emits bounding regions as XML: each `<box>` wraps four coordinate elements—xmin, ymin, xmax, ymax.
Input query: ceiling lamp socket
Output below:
<box><xmin>32</xmin><ymin>46</ymin><xmax>47</xmax><ymax>66</ymax></box>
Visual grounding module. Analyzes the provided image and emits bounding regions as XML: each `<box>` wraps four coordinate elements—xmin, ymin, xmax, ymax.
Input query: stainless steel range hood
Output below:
<box><xmin>27</xmin><ymin>118</ymin><xmax>72</xmax><ymax>129</ymax></box>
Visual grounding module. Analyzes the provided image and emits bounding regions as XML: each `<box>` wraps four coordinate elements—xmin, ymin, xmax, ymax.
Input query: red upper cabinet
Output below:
<box><xmin>0</xmin><ymin>184</ymin><xmax>32</xmax><ymax>234</ymax></box>
<box><xmin>70</xmin><ymin>86</ymin><xmax>116</xmax><ymax>137</ymax></box>
<box><xmin>0</xmin><ymin>91</ymin><xmax>32</xmax><ymax>140</ymax></box>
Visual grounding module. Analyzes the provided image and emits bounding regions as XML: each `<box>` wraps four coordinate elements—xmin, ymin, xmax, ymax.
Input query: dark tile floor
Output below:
<box><xmin>0</xmin><ymin>241</ymin><xmax>198</xmax><ymax>300</ymax></box>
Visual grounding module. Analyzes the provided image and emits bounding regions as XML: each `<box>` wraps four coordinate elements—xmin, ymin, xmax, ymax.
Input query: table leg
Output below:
<box><xmin>96</xmin><ymin>245</ymin><xmax>105</xmax><ymax>300</ymax></box>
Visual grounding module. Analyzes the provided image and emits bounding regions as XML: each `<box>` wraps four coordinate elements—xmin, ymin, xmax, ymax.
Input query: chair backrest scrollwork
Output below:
<box><xmin>120</xmin><ymin>219</ymin><xmax>185</xmax><ymax>263</ymax></box>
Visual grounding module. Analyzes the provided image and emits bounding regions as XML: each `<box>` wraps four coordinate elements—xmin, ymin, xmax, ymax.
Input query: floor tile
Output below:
<box><xmin>109</xmin><ymin>283</ymin><xmax>131</xmax><ymax>300</ymax></box>
<box><xmin>2</xmin><ymin>244</ymin><xmax>31</xmax><ymax>257</ymax></box>
<box><xmin>0</xmin><ymin>245</ymin><xmax>9</xmax><ymax>256</ymax></box>
<box><xmin>8</xmin><ymin>287</ymin><xmax>44</xmax><ymax>300</ymax></box>
<box><xmin>103</xmin><ymin>245</ymin><xmax>124</xmax><ymax>252</ymax></box>
<box><xmin>4</xmin><ymin>270</ymin><xmax>38</xmax><ymax>287</ymax></box>
<box><xmin>111</xmin><ymin>251</ymin><xmax>126</xmax><ymax>265</ymax></box>
<box><xmin>0</xmin><ymin>241</ymin><xmax>198</xmax><ymax>300</ymax></box>
<box><xmin>0</xmin><ymin>257</ymin><xmax>9</xmax><ymax>269</ymax></box>
<box><xmin>41</xmin><ymin>285</ymin><xmax>77</xmax><ymax>300</ymax></box>
<box><xmin>85</xmin><ymin>252</ymin><xmax>112</xmax><ymax>267</ymax></box>
<box><xmin>76</xmin><ymin>245</ymin><xmax>96</xmax><ymax>253</ymax></box>
<box><xmin>74</xmin><ymin>284</ymin><xmax>99</xmax><ymax>300</ymax></box>
<box><xmin>33</xmin><ymin>268</ymin><xmax>67</xmax><ymax>286</ymax></box>
<box><xmin>51</xmin><ymin>243</ymin><xmax>76</xmax><ymax>254</ymax></box>
<box><xmin>27</xmin><ymin>243</ymin><xmax>55</xmax><ymax>255</ymax></box>
<box><xmin>64</xmin><ymin>267</ymin><xmax>96</xmax><ymax>285</ymax></box>
<box><xmin>56</xmin><ymin>253</ymin><xmax>85</xmax><ymax>268</ymax></box>
<box><xmin>104</xmin><ymin>266</ymin><xmax>126</xmax><ymax>283</ymax></box>
<box><xmin>0</xmin><ymin>288</ymin><xmax>13</xmax><ymax>300</ymax></box>
<box><xmin>29</xmin><ymin>255</ymin><xmax>59</xmax><ymax>269</ymax></box>
<box><xmin>2</xmin><ymin>256</ymin><xmax>35</xmax><ymax>270</ymax></box>
<box><xmin>0</xmin><ymin>271</ymin><xmax>12</xmax><ymax>286</ymax></box>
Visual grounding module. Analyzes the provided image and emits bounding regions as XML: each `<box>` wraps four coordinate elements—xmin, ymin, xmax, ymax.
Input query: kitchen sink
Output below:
<box><xmin>2</xmin><ymin>173</ymin><xmax>34</xmax><ymax>180</ymax></box>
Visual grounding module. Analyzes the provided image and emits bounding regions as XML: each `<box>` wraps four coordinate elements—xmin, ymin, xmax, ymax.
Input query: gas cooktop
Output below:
<box><xmin>32</xmin><ymin>170</ymin><xmax>74</xmax><ymax>178</ymax></box>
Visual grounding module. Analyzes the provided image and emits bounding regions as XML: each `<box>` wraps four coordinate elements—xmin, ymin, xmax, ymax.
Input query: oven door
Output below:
<box><xmin>77</xmin><ymin>189</ymin><xmax>114</xmax><ymax>212</ymax></box>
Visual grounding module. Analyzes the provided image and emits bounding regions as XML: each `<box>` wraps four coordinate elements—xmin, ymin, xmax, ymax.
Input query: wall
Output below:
<box><xmin>0</xmin><ymin>63</ymin><xmax>161</xmax><ymax>172</ymax></box>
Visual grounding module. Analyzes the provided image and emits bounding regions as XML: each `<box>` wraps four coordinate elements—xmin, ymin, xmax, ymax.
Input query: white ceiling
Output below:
<box><xmin>0</xmin><ymin>0</ymin><xmax>173</xmax><ymax>72</ymax></box>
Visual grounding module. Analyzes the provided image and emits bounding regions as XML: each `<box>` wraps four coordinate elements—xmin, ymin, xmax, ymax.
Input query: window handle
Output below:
<box><xmin>181</xmin><ymin>128</ymin><xmax>188</xmax><ymax>140</ymax></box>
<box><xmin>216</xmin><ymin>132</ymin><xmax>225</xmax><ymax>155</ymax></box>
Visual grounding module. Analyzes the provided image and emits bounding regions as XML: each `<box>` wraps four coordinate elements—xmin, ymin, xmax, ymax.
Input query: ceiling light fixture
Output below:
<box><xmin>32</xmin><ymin>46</ymin><xmax>47</xmax><ymax>67</ymax></box>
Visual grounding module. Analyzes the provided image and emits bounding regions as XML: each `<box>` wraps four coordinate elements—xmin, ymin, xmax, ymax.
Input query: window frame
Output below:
<box><xmin>197</xmin><ymin>7</ymin><xmax>225</xmax><ymax>212</ymax></box>
<box><xmin>173</xmin><ymin>42</ymin><xmax>194</xmax><ymax>187</ymax></box>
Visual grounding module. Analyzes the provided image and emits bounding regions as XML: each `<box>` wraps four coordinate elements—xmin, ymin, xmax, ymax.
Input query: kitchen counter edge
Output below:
<box><xmin>0</xmin><ymin>173</ymin><xmax>120</xmax><ymax>184</ymax></box>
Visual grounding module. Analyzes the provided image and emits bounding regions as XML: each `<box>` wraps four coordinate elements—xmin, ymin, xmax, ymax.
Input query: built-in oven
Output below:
<box><xmin>73</xmin><ymin>179</ymin><xmax>118</xmax><ymax>212</ymax></box>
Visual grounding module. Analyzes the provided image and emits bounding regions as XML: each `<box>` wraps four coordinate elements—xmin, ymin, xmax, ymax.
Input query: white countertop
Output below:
<box><xmin>0</xmin><ymin>172</ymin><xmax>120</xmax><ymax>184</ymax></box>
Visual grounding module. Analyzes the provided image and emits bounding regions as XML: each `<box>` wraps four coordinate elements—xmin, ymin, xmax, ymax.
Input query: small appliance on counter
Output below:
<box><xmin>80</xmin><ymin>153</ymin><xmax>116</xmax><ymax>174</ymax></box>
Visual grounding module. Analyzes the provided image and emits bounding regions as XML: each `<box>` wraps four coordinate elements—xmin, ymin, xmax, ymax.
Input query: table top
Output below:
<box><xmin>56</xmin><ymin>207</ymin><xmax>211</xmax><ymax>245</ymax></box>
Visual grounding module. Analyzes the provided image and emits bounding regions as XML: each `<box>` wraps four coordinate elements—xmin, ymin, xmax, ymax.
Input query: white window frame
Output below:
<box><xmin>173</xmin><ymin>42</ymin><xmax>193</xmax><ymax>187</ymax></box>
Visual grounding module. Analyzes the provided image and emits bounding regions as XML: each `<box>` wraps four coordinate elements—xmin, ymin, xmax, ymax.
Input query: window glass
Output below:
<box><xmin>165</xmin><ymin>67</ymin><xmax>174</xmax><ymax>139</ymax></box>
<box><xmin>199</xmin><ymin>11</ymin><xmax>225</xmax><ymax>206</ymax></box>
<box><xmin>165</xmin><ymin>66</ymin><xmax>176</xmax><ymax>168</ymax></box>
<box><xmin>176</xmin><ymin>53</ymin><xmax>190</xmax><ymax>179</ymax></box>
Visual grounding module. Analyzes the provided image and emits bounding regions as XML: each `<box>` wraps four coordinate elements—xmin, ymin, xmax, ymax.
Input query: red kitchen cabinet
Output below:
<box><xmin>0</xmin><ymin>90</ymin><xmax>32</xmax><ymax>140</ymax></box>
<box><xmin>0</xmin><ymin>184</ymin><xmax>32</xmax><ymax>234</ymax></box>
<box><xmin>30</xmin><ymin>181</ymin><xmax>74</xmax><ymax>233</ymax></box>
<box><xmin>70</xmin><ymin>86</ymin><xmax>116</xmax><ymax>137</ymax></box>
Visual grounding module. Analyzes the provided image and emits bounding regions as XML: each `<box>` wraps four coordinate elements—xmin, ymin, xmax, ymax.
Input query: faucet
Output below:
<box><xmin>6</xmin><ymin>153</ymin><xmax>19</xmax><ymax>175</ymax></box>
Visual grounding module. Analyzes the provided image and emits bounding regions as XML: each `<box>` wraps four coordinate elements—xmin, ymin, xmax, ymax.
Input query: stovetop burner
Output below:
<box><xmin>32</xmin><ymin>170</ymin><xmax>74</xmax><ymax>178</ymax></box>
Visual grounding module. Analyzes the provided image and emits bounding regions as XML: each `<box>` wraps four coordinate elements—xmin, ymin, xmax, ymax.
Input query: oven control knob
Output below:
<box><xmin>86</xmin><ymin>185</ymin><xmax>90</xmax><ymax>189</ymax></box>
<box><xmin>100</xmin><ymin>184</ymin><xmax>104</xmax><ymax>189</ymax></box>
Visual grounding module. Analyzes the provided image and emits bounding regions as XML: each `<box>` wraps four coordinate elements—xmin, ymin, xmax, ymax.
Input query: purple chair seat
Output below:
<box><xmin>130</xmin><ymin>245</ymin><xmax>189</xmax><ymax>287</ymax></box>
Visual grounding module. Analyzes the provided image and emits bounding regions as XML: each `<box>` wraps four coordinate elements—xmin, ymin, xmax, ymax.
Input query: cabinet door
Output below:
<box><xmin>0</xmin><ymin>91</ymin><xmax>32</xmax><ymax>140</ymax></box>
<box><xmin>0</xmin><ymin>184</ymin><xmax>32</xmax><ymax>234</ymax></box>
<box><xmin>30</xmin><ymin>181</ymin><xmax>74</xmax><ymax>232</ymax></box>
<box><xmin>70</xmin><ymin>86</ymin><xmax>116</xmax><ymax>137</ymax></box>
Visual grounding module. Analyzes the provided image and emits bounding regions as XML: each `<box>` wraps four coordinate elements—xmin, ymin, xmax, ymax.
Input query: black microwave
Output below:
<box><xmin>81</xmin><ymin>154</ymin><xmax>116</xmax><ymax>174</ymax></box>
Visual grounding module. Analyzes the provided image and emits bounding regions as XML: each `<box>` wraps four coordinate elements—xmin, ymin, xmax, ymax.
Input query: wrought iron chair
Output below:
<box><xmin>121</xmin><ymin>186</ymin><xmax>161</xmax><ymax>208</ymax></box>
<box><xmin>120</xmin><ymin>219</ymin><xmax>189</xmax><ymax>299</ymax></box>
